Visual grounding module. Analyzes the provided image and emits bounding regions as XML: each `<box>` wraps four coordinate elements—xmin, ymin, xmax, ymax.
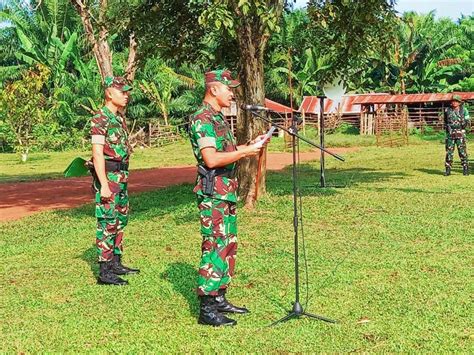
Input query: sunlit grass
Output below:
<box><xmin>1</xmin><ymin>141</ymin><xmax>472</xmax><ymax>352</ymax></box>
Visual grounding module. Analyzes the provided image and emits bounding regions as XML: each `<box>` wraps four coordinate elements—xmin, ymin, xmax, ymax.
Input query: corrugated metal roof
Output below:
<box><xmin>298</xmin><ymin>94</ymin><xmax>387</xmax><ymax>114</ymax></box>
<box><xmin>265</xmin><ymin>98</ymin><xmax>293</xmax><ymax>113</ymax></box>
<box><xmin>352</xmin><ymin>92</ymin><xmax>474</xmax><ymax>105</ymax></box>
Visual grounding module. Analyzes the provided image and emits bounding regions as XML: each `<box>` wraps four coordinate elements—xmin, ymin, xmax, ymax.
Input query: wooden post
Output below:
<box><xmin>148</xmin><ymin>122</ymin><xmax>152</xmax><ymax>145</ymax></box>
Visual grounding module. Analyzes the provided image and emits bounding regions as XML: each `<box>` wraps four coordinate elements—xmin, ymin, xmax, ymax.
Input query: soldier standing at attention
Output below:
<box><xmin>90</xmin><ymin>76</ymin><xmax>140</xmax><ymax>286</ymax></box>
<box><xmin>444</xmin><ymin>94</ymin><xmax>470</xmax><ymax>176</ymax></box>
<box><xmin>189</xmin><ymin>70</ymin><xmax>266</xmax><ymax>326</ymax></box>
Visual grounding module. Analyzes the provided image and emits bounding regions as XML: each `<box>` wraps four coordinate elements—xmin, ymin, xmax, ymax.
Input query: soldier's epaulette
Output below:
<box><xmin>191</xmin><ymin>110</ymin><xmax>213</xmax><ymax>123</ymax></box>
<box><xmin>91</xmin><ymin>112</ymin><xmax>108</xmax><ymax>121</ymax></box>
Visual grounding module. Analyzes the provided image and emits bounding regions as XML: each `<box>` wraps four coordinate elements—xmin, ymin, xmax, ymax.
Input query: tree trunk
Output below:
<box><xmin>232</xmin><ymin>1</ymin><xmax>284</xmax><ymax>208</ymax></box>
<box><xmin>70</xmin><ymin>0</ymin><xmax>113</xmax><ymax>81</ymax></box>
<box><xmin>235</xmin><ymin>24</ymin><xmax>268</xmax><ymax>208</ymax></box>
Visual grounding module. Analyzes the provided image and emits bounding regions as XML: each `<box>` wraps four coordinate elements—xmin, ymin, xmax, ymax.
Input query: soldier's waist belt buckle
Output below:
<box><xmin>198</xmin><ymin>166</ymin><xmax>235</xmax><ymax>179</ymax></box>
<box><xmin>214</xmin><ymin>168</ymin><xmax>236</xmax><ymax>179</ymax></box>
<box><xmin>105</xmin><ymin>160</ymin><xmax>129</xmax><ymax>172</ymax></box>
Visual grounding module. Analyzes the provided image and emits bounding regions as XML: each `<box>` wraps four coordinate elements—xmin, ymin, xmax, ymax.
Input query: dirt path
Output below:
<box><xmin>0</xmin><ymin>148</ymin><xmax>356</xmax><ymax>222</ymax></box>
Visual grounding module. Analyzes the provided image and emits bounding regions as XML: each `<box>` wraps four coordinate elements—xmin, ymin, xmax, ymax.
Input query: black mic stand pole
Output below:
<box><xmin>246</xmin><ymin>109</ymin><xmax>342</xmax><ymax>326</ymax></box>
<box><xmin>318</xmin><ymin>95</ymin><xmax>326</xmax><ymax>187</ymax></box>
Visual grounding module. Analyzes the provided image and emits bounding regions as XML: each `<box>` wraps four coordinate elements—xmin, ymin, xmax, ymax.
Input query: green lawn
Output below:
<box><xmin>0</xmin><ymin>140</ymin><xmax>196</xmax><ymax>183</ymax></box>
<box><xmin>0</xmin><ymin>132</ymin><xmax>402</xmax><ymax>183</ymax></box>
<box><xmin>1</xmin><ymin>140</ymin><xmax>473</xmax><ymax>352</ymax></box>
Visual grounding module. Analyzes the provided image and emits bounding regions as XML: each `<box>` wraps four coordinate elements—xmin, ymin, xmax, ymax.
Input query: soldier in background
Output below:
<box><xmin>444</xmin><ymin>94</ymin><xmax>470</xmax><ymax>176</ymax></box>
<box><xmin>90</xmin><ymin>76</ymin><xmax>140</xmax><ymax>286</ymax></box>
<box><xmin>188</xmin><ymin>70</ymin><xmax>266</xmax><ymax>326</ymax></box>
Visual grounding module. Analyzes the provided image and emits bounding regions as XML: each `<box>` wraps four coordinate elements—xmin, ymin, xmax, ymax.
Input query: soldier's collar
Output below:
<box><xmin>102</xmin><ymin>106</ymin><xmax>116</xmax><ymax>117</ymax></box>
<box><xmin>102</xmin><ymin>106</ymin><xmax>124</xmax><ymax>122</ymax></box>
<box><xmin>202</xmin><ymin>101</ymin><xmax>222</xmax><ymax>116</ymax></box>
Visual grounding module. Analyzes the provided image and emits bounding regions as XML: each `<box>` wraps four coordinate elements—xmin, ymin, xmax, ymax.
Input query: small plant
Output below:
<box><xmin>0</xmin><ymin>65</ymin><xmax>51</xmax><ymax>161</ymax></box>
<box><xmin>334</xmin><ymin>122</ymin><xmax>360</xmax><ymax>135</ymax></box>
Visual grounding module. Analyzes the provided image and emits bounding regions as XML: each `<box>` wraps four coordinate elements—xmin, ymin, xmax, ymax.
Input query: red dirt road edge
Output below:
<box><xmin>0</xmin><ymin>148</ymin><xmax>356</xmax><ymax>222</ymax></box>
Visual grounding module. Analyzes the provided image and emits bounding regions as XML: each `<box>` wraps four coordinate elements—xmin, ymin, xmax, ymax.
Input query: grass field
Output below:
<box><xmin>0</xmin><ymin>130</ymin><xmax>468</xmax><ymax>184</ymax></box>
<box><xmin>0</xmin><ymin>142</ymin><xmax>195</xmax><ymax>183</ymax></box>
<box><xmin>0</xmin><ymin>130</ymin><xmax>360</xmax><ymax>183</ymax></box>
<box><xmin>0</xmin><ymin>131</ymin><xmax>378</xmax><ymax>183</ymax></box>
<box><xmin>1</xmin><ymin>140</ymin><xmax>473</xmax><ymax>352</ymax></box>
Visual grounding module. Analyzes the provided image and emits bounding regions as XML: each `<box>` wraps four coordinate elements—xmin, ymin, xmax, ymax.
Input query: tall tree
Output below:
<box><xmin>200</xmin><ymin>0</ymin><xmax>286</xmax><ymax>207</ymax></box>
<box><xmin>307</xmin><ymin>0</ymin><xmax>398</xmax><ymax>84</ymax></box>
<box><xmin>69</xmin><ymin>0</ymin><xmax>138</xmax><ymax>82</ymax></box>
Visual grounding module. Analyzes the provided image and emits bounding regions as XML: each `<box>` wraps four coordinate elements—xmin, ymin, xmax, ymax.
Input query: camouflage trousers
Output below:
<box><xmin>94</xmin><ymin>171</ymin><xmax>129</xmax><ymax>262</ymax></box>
<box><xmin>197</xmin><ymin>196</ymin><xmax>238</xmax><ymax>296</ymax></box>
<box><xmin>445</xmin><ymin>135</ymin><xmax>468</xmax><ymax>168</ymax></box>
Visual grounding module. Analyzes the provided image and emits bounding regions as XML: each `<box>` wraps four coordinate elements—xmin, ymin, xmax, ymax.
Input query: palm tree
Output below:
<box><xmin>137</xmin><ymin>59</ymin><xmax>198</xmax><ymax>126</ymax></box>
<box><xmin>267</xmin><ymin>46</ymin><xmax>330</xmax><ymax>105</ymax></box>
<box><xmin>385</xmin><ymin>12</ymin><xmax>460</xmax><ymax>93</ymax></box>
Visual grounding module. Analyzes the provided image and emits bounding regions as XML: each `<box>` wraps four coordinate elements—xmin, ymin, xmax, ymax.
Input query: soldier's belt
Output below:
<box><xmin>213</xmin><ymin>168</ymin><xmax>236</xmax><ymax>178</ymax></box>
<box><xmin>449</xmin><ymin>130</ymin><xmax>466</xmax><ymax>139</ymax></box>
<box><xmin>105</xmin><ymin>160</ymin><xmax>129</xmax><ymax>172</ymax></box>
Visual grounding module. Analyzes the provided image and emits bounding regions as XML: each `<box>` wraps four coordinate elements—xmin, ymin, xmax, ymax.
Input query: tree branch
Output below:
<box><xmin>125</xmin><ymin>31</ymin><xmax>138</xmax><ymax>81</ymax></box>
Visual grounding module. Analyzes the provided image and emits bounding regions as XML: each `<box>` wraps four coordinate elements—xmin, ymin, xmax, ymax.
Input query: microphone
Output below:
<box><xmin>240</xmin><ymin>104</ymin><xmax>271</xmax><ymax>111</ymax></box>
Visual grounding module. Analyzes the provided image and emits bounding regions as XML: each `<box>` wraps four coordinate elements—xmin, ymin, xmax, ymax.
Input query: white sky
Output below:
<box><xmin>293</xmin><ymin>0</ymin><xmax>474</xmax><ymax>20</ymax></box>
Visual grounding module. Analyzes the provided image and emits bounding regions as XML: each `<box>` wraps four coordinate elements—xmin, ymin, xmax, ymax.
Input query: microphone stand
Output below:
<box><xmin>246</xmin><ymin>108</ymin><xmax>343</xmax><ymax>326</ymax></box>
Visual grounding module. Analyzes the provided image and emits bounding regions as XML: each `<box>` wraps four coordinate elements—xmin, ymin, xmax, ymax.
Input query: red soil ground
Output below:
<box><xmin>0</xmin><ymin>148</ymin><xmax>356</xmax><ymax>222</ymax></box>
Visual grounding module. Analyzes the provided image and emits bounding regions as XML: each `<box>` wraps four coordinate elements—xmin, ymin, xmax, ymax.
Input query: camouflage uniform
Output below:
<box><xmin>445</xmin><ymin>105</ymin><xmax>470</xmax><ymax>169</ymax></box>
<box><xmin>189</xmin><ymin>102</ymin><xmax>239</xmax><ymax>296</ymax></box>
<box><xmin>90</xmin><ymin>105</ymin><xmax>131</xmax><ymax>262</ymax></box>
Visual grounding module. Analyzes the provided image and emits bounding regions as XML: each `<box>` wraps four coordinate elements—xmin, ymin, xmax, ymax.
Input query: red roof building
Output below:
<box><xmin>299</xmin><ymin>94</ymin><xmax>387</xmax><ymax>114</ymax></box>
<box><xmin>352</xmin><ymin>92</ymin><xmax>474</xmax><ymax>105</ymax></box>
<box><xmin>265</xmin><ymin>98</ymin><xmax>294</xmax><ymax>113</ymax></box>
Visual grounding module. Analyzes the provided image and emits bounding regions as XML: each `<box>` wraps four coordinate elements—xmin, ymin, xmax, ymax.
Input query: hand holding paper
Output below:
<box><xmin>253</xmin><ymin>126</ymin><xmax>276</xmax><ymax>148</ymax></box>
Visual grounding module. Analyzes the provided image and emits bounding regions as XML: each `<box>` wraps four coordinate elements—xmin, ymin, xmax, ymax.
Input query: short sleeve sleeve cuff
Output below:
<box><xmin>90</xmin><ymin>112</ymin><xmax>108</xmax><ymax>137</ymax></box>
<box><xmin>91</xmin><ymin>135</ymin><xmax>106</xmax><ymax>145</ymax></box>
<box><xmin>197</xmin><ymin>137</ymin><xmax>216</xmax><ymax>149</ymax></box>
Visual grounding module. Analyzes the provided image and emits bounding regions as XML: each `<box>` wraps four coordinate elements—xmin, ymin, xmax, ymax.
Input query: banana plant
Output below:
<box><xmin>0</xmin><ymin>0</ymin><xmax>83</xmax><ymax>86</ymax></box>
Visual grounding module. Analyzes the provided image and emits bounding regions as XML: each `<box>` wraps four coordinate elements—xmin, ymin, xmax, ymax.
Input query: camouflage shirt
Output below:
<box><xmin>445</xmin><ymin>106</ymin><xmax>470</xmax><ymax>130</ymax></box>
<box><xmin>189</xmin><ymin>102</ymin><xmax>238</xmax><ymax>202</ymax></box>
<box><xmin>90</xmin><ymin>106</ymin><xmax>131</xmax><ymax>163</ymax></box>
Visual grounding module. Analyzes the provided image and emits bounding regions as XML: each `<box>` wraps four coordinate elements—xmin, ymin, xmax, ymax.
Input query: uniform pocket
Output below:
<box><xmin>95</xmin><ymin>193</ymin><xmax>117</xmax><ymax>219</ymax></box>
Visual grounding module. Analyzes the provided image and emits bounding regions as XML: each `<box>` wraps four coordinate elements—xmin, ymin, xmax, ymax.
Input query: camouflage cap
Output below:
<box><xmin>205</xmin><ymin>69</ymin><xmax>240</xmax><ymax>88</ymax></box>
<box><xmin>104</xmin><ymin>76</ymin><xmax>132</xmax><ymax>91</ymax></box>
<box><xmin>452</xmin><ymin>94</ymin><xmax>463</xmax><ymax>102</ymax></box>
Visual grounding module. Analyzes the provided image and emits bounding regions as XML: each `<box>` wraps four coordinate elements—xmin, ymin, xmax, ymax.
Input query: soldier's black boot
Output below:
<box><xmin>444</xmin><ymin>166</ymin><xmax>451</xmax><ymax>176</ymax></box>
<box><xmin>198</xmin><ymin>295</ymin><xmax>237</xmax><ymax>326</ymax></box>
<box><xmin>97</xmin><ymin>261</ymin><xmax>128</xmax><ymax>285</ymax></box>
<box><xmin>215</xmin><ymin>289</ymin><xmax>249</xmax><ymax>314</ymax></box>
<box><xmin>110</xmin><ymin>254</ymin><xmax>140</xmax><ymax>275</ymax></box>
<box><xmin>463</xmin><ymin>165</ymin><xmax>469</xmax><ymax>176</ymax></box>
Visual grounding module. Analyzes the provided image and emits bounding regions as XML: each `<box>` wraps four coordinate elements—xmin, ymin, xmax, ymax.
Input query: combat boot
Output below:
<box><xmin>110</xmin><ymin>254</ymin><xmax>140</xmax><ymax>275</ymax></box>
<box><xmin>97</xmin><ymin>261</ymin><xmax>128</xmax><ymax>285</ymax></box>
<box><xmin>444</xmin><ymin>166</ymin><xmax>451</xmax><ymax>176</ymax></box>
<box><xmin>198</xmin><ymin>295</ymin><xmax>237</xmax><ymax>326</ymax></box>
<box><xmin>215</xmin><ymin>289</ymin><xmax>249</xmax><ymax>314</ymax></box>
<box><xmin>463</xmin><ymin>165</ymin><xmax>469</xmax><ymax>176</ymax></box>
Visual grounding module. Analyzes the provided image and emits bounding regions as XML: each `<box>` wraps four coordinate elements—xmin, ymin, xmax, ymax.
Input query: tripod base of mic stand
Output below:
<box><xmin>269</xmin><ymin>301</ymin><xmax>337</xmax><ymax>327</ymax></box>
